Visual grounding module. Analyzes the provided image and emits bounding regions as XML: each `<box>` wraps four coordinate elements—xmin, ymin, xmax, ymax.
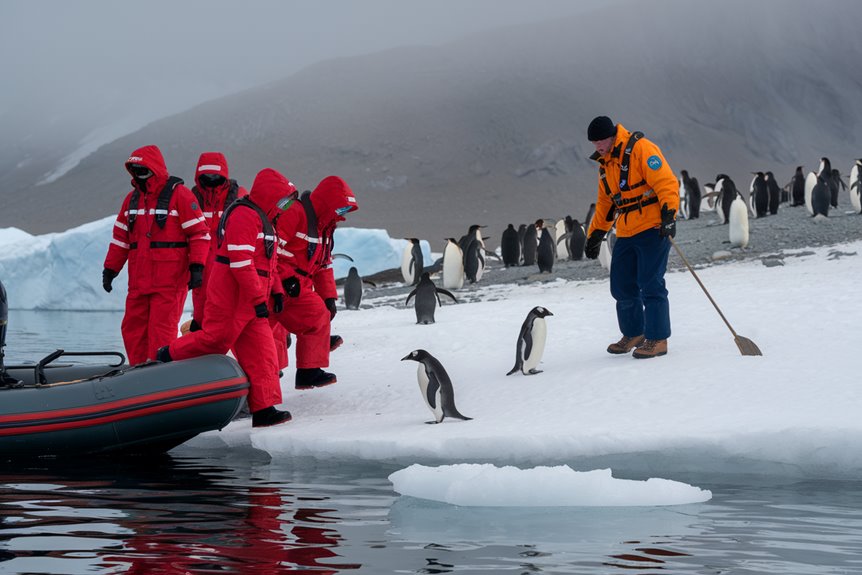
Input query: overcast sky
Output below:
<box><xmin>1</xmin><ymin>0</ymin><xmax>597</xmax><ymax>148</ymax></box>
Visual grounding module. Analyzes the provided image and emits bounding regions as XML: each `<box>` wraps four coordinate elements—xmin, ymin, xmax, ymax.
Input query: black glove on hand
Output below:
<box><xmin>324</xmin><ymin>297</ymin><xmax>338</xmax><ymax>321</ymax></box>
<box><xmin>272</xmin><ymin>292</ymin><xmax>285</xmax><ymax>314</ymax></box>
<box><xmin>102</xmin><ymin>268</ymin><xmax>119</xmax><ymax>293</ymax></box>
<box><xmin>188</xmin><ymin>263</ymin><xmax>204</xmax><ymax>289</ymax></box>
<box><xmin>254</xmin><ymin>301</ymin><xmax>269</xmax><ymax>318</ymax></box>
<box><xmin>189</xmin><ymin>318</ymin><xmax>202</xmax><ymax>332</ymax></box>
<box><xmin>660</xmin><ymin>204</ymin><xmax>677</xmax><ymax>239</ymax></box>
<box><xmin>584</xmin><ymin>230</ymin><xmax>606</xmax><ymax>260</ymax></box>
<box><xmin>282</xmin><ymin>276</ymin><xmax>301</xmax><ymax>298</ymax></box>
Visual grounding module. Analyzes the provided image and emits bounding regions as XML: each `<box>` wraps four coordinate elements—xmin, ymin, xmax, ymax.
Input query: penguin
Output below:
<box><xmin>554</xmin><ymin>217</ymin><xmax>569</xmax><ymax>260</ymax></box>
<box><xmin>749</xmin><ymin>172</ymin><xmax>769</xmax><ymax>218</ymax></box>
<box><xmin>728</xmin><ymin>192</ymin><xmax>749</xmax><ymax>248</ymax></box>
<box><xmin>536</xmin><ymin>227</ymin><xmax>555</xmax><ymax>273</ymax></box>
<box><xmin>680</xmin><ymin>170</ymin><xmax>702</xmax><ymax>219</ymax></box>
<box><xmin>400</xmin><ymin>238</ymin><xmax>424</xmax><ymax>286</ymax></box>
<box><xmin>790</xmin><ymin>166</ymin><xmax>806</xmax><ymax>206</ymax></box>
<box><xmin>463</xmin><ymin>238</ymin><xmax>485</xmax><ymax>283</ymax></box>
<box><xmin>831</xmin><ymin>169</ymin><xmax>847</xmax><ymax>208</ymax></box>
<box><xmin>401</xmin><ymin>349</ymin><xmax>472</xmax><ymax>424</ymax></box>
<box><xmin>700</xmin><ymin>182</ymin><xmax>717</xmax><ymax>213</ymax></box>
<box><xmin>677</xmin><ymin>175</ymin><xmax>689</xmax><ymax>220</ymax></box>
<box><xmin>816</xmin><ymin>157</ymin><xmax>835</xmax><ymax>212</ymax></box>
<box><xmin>458</xmin><ymin>224</ymin><xmax>487</xmax><ymax>256</ymax></box>
<box><xmin>849</xmin><ymin>159</ymin><xmax>862</xmax><ymax>214</ymax></box>
<box><xmin>500</xmin><ymin>224</ymin><xmax>520</xmax><ymax>267</ymax></box>
<box><xmin>521</xmin><ymin>222</ymin><xmax>538</xmax><ymax>266</ymax></box>
<box><xmin>806</xmin><ymin>167</ymin><xmax>830</xmax><ymax>217</ymax></box>
<box><xmin>598</xmin><ymin>227</ymin><xmax>616</xmax><ymax>271</ymax></box>
<box><xmin>506</xmin><ymin>306</ymin><xmax>553</xmax><ymax>376</ymax></box>
<box><xmin>764</xmin><ymin>171</ymin><xmax>781</xmax><ymax>215</ymax></box>
<box><xmin>405</xmin><ymin>272</ymin><xmax>457</xmax><ymax>324</ymax></box>
<box><xmin>343</xmin><ymin>266</ymin><xmax>376</xmax><ymax>310</ymax></box>
<box><xmin>568</xmin><ymin>218</ymin><xmax>586</xmax><ymax>260</ymax></box>
<box><xmin>442</xmin><ymin>238</ymin><xmax>464</xmax><ymax>289</ymax></box>
<box><xmin>715</xmin><ymin>174</ymin><xmax>737</xmax><ymax>224</ymax></box>
<box><xmin>516</xmin><ymin>224</ymin><xmax>527</xmax><ymax>264</ymax></box>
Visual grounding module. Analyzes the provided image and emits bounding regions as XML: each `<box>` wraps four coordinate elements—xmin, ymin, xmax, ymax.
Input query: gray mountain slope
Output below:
<box><xmin>2</xmin><ymin>0</ymin><xmax>860</xmax><ymax>247</ymax></box>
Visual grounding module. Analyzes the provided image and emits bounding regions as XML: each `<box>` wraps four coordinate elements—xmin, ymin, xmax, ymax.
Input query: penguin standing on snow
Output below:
<box><xmin>400</xmin><ymin>238</ymin><xmax>424</xmax><ymax>285</ymax></box>
<box><xmin>728</xmin><ymin>192</ymin><xmax>750</xmax><ymax>248</ymax></box>
<box><xmin>536</xmin><ymin>227</ymin><xmax>556</xmax><ymax>273</ymax></box>
<box><xmin>501</xmin><ymin>224</ymin><xmax>520</xmax><ymax>267</ymax></box>
<box><xmin>442</xmin><ymin>238</ymin><xmax>464</xmax><ymax>289</ymax></box>
<box><xmin>765</xmin><ymin>171</ymin><xmax>781</xmax><ymax>215</ymax></box>
<box><xmin>521</xmin><ymin>222</ymin><xmax>538</xmax><ymax>266</ymax></box>
<box><xmin>790</xmin><ymin>166</ymin><xmax>806</xmax><ymax>206</ymax></box>
<box><xmin>343</xmin><ymin>266</ymin><xmax>375</xmax><ymax>310</ymax></box>
<box><xmin>717</xmin><ymin>174</ymin><xmax>737</xmax><ymax>224</ymax></box>
<box><xmin>405</xmin><ymin>272</ymin><xmax>458</xmax><ymax>324</ymax></box>
<box><xmin>806</xmin><ymin>159</ymin><xmax>831</xmax><ymax>217</ymax></box>
<box><xmin>749</xmin><ymin>172</ymin><xmax>769</xmax><ymax>218</ymax></box>
<box><xmin>507</xmin><ymin>306</ymin><xmax>553</xmax><ymax>376</ymax></box>
<box><xmin>401</xmin><ymin>349</ymin><xmax>472</xmax><ymax>424</ymax></box>
<box><xmin>849</xmin><ymin>159</ymin><xmax>862</xmax><ymax>214</ymax></box>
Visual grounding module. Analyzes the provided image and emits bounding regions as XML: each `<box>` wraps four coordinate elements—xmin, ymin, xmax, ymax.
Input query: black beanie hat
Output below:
<box><xmin>587</xmin><ymin>116</ymin><xmax>617</xmax><ymax>141</ymax></box>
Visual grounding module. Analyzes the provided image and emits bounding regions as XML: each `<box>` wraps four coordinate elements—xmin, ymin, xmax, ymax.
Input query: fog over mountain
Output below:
<box><xmin>3</xmin><ymin>0</ymin><xmax>861</xmax><ymax>245</ymax></box>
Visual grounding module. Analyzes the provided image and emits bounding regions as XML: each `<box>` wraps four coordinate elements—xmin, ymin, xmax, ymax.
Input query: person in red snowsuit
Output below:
<box><xmin>188</xmin><ymin>152</ymin><xmax>248</xmax><ymax>332</ymax></box>
<box><xmin>157</xmin><ymin>168</ymin><xmax>296</xmax><ymax>428</ymax></box>
<box><xmin>272</xmin><ymin>176</ymin><xmax>358</xmax><ymax>390</ymax></box>
<box><xmin>103</xmin><ymin>145</ymin><xmax>210</xmax><ymax>365</ymax></box>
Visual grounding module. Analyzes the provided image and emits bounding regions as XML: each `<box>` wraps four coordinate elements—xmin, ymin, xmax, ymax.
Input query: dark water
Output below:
<box><xmin>3</xmin><ymin>312</ymin><xmax>862</xmax><ymax>574</ymax></box>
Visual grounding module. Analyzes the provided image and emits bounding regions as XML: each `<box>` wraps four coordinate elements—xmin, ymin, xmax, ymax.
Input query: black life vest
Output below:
<box><xmin>593</xmin><ymin>131</ymin><xmax>657</xmax><ymax>223</ymax></box>
<box><xmin>128</xmin><ymin>176</ymin><xmax>184</xmax><ymax>232</ymax></box>
<box><xmin>298</xmin><ymin>191</ymin><xmax>336</xmax><ymax>266</ymax></box>
<box><xmin>192</xmin><ymin>179</ymin><xmax>240</xmax><ymax>215</ymax></box>
<box><xmin>217</xmin><ymin>197</ymin><xmax>275</xmax><ymax>259</ymax></box>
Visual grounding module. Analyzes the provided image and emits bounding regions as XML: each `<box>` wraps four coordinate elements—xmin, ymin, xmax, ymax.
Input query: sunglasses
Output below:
<box><xmin>198</xmin><ymin>173</ymin><xmax>227</xmax><ymax>188</ymax></box>
<box><xmin>335</xmin><ymin>206</ymin><xmax>353</xmax><ymax>216</ymax></box>
<box><xmin>127</xmin><ymin>164</ymin><xmax>153</xmax><ymax>179</ymax></box>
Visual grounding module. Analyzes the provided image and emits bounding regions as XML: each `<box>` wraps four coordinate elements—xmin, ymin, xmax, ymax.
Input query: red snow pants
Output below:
<box><xmin>169</xmin><ymin>269</ymin><xmax>282</xmax><ymax>413</ymax></box>
<box><xmin>122</xmin><ymin>288</ymin><xmax>186</xmax><ymax>365</ymax></box>
<box><xmin>270</xmin><ymin>289</ymin><xmax>330</xmax><ymax>369</ymax></box>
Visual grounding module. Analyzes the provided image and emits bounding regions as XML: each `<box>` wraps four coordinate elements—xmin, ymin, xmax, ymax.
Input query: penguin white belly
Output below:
<box><xmin>555</xmin><ymin>219</ymin><xmax>569</xmax><ymax>260</ymax></box>
<box><xmin>417</xmin><ymin>365</ymin><xmax>443</xmax><ymax>422</ymax></box>
<box><xmin>522</xmin><ymin>318</ymin><xmax>547</xmax><ymax>373</ymax></box>
<box><xmin>804</xmin><ymin>172</ymin><xmax>817</xmax><ymax>216</ymax></box>
<box><xmin>442</xmin><ymin>245</ymin><xmax>464</xmax><ymax>289</ymax></box>
<box><xmin>850</xmin><ymin>164</ymin><xmax>861</xmax><ymax>214</ymax></box>
<box><xmin>400</xmin><ymin>245</ymin><xmax>414</xmax><ymax>284</ymax></box>
<box><xmin>728</xmin><ymin>196</ymin><xmax>749</xmax><ymax>248</ymax></box>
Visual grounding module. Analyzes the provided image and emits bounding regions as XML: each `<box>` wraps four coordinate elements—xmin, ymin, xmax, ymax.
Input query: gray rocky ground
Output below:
<box><xmin>348</xmin><ymin>196</ymin><xmax>862</xmax><ymax>309</ymax></box>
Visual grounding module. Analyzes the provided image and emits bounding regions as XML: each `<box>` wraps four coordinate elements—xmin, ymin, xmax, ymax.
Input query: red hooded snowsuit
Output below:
<box><xmin>271</xmin><ymin>176</ymin><xmax>357</xmax><ymax>369</ymax></box>
<box><xmin>104</xmin><ymin>145</ymin><xmax>209</xmax><ymax>365</ymax></box>
<box><xmin>189</xmin><ymin>152</ymin><xmax>249</xmax><ymax>329</ymax></box>
<box><xmin>168</xmin><ymin>168</ymin><xmax>294</xmax><ymax>413</ymax></box>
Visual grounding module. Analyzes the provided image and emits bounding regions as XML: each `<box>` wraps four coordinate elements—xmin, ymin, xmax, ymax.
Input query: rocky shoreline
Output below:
<box><xmin>351</xmin><ymin>198</ymin><xmax>862</xmax><ymax>308</ymax></box>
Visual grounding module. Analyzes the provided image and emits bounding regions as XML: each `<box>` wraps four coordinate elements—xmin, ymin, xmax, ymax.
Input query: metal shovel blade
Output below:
<box><xmin>735</xmin><ymin>335</ymin><xmax>763</xmax><ymax>356</ymax></box>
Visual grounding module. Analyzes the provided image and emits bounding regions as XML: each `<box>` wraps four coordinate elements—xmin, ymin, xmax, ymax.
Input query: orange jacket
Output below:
<box><xmin>586</xmin><ymin>124</ymin><xmax>679</xmax><ymax>238</ymax></box>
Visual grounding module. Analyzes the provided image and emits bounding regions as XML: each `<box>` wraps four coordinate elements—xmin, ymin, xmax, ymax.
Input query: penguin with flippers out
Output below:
<box><xmin>506</xmin><ymin>306</ymin><xmax>553</xmax><ymax>375</ymax></box>
<box><xmin>405</xmin><ymin>272</ymin><xmax>458</xmax><ymax>324</ymax></box>
<box><xmin>401</xmin><ymin>349</ymin><xmax>472</xmax><ymax>424</ymax></box>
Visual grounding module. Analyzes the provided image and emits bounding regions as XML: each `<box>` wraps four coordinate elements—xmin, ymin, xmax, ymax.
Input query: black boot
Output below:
<box><xmin>156</xmin><ymin>345</ymin><xmax>172</xmax><ymax>363</ymax></box>
<box><xmin>329</xmin><ymin>335</ymin><xmax>344</xmax><ymax>351</ymax></box>
<box><xmin>295</xmin><ymin>368</ymin><xmax>337</xmax><ymax>390</ymax></box>
<box><xmin>251</xmin><ymin>406</ymin><xmax>292</xmax><ymax>428</ymax></box>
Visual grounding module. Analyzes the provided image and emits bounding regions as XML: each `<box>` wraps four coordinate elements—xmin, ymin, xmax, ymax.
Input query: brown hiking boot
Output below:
<box><xmin>632</xmin><ymin>339</ymin><xmax>668</xmax><ymax>359</ymax></box>
<box><xmin>607</xmin><ymin>334</ymin><xmax>645</xmax><ymax>355</ymax></box>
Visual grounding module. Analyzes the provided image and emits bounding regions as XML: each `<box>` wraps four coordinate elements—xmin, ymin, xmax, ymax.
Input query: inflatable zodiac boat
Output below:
<box><xmin>0</xmin><ymin>350</ymin><xmax>249</xmax><ymax>458</ymax></box>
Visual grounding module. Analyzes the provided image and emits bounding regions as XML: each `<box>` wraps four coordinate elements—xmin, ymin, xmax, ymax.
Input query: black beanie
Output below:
<box><xmin>587</xmin><ymin>116</ymin><xmax>617</xmax><ymax>141</ymax></box>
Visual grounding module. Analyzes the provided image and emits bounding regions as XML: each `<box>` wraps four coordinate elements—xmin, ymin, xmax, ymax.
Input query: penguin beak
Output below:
<box><xmin>400</xmin><ymin>354</ymin><xmax>412</xmax><ymax>361</ymax></box>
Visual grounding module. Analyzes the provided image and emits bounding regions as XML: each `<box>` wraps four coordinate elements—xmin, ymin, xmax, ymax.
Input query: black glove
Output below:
<box><xmin>189</xmin><ymin>318</ymin><xmax>202</xmax><ymax>332</ymax></box>
<box><xmin>254</xmin><ymin>301</ymin><xmax>269</xmax><ymax>318</ymax></box>
<box><xmin>584</xmin><ymin>230</ymin><xmax>606</xmax><ymax>260</ymax></box>
<box><xmin>324</xmin><ymin>297</ymin><xmax>338</xmax><ymax>321</ymax></box>
<box><xmin>660</xmin><ymin>204</ymin><xmax>677</xmax><ymax>239</ymax></box>
<box><xmin>282</xmin><ymin>276</ymin><xmax>301</xmax><ymax>298</ymax></box>
<box><xmin>102</xmin><ymin>268</ymin><xmax>119</xmax><ymax>293</ymax></box>
<box><xmin>272</xmin><ymin>292</ymin><xmax>285</xmax><ymax>314</ymax></box>
<box><xmin>188</xmin><ymin>263</ymin><xmax>204</xmax><ymax>289</ymax></box>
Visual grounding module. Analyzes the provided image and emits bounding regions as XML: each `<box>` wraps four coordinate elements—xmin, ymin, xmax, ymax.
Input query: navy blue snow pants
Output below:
<box><xmin>609</xmin><ymin>227</ymin><xmax>671</xmax><ymax>340</ymax></box>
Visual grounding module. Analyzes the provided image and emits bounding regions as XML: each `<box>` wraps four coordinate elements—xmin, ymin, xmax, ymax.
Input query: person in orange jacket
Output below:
<box><xmin>157</xmin><ymin>168</ymin><xmax>296</xmax><ymax>428</ymax></box>
<box><xmin>188</xmin><ymin>152</ymin><xmax>248</xmax><ymax>332</ymax></box>
<box><xmin>583</xmin><ymin>116</ymin><xmax>679</xmax><ymax>359</ymax></box>
<box><xmin>103</xmin><ymin>145</ymin><xmax>210</xmax><ymax>365</ymax></box>
<box><xmin>271</xmin><ymin>176</ymin><xmax>358</xmax><ymax>390</ymax></box>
